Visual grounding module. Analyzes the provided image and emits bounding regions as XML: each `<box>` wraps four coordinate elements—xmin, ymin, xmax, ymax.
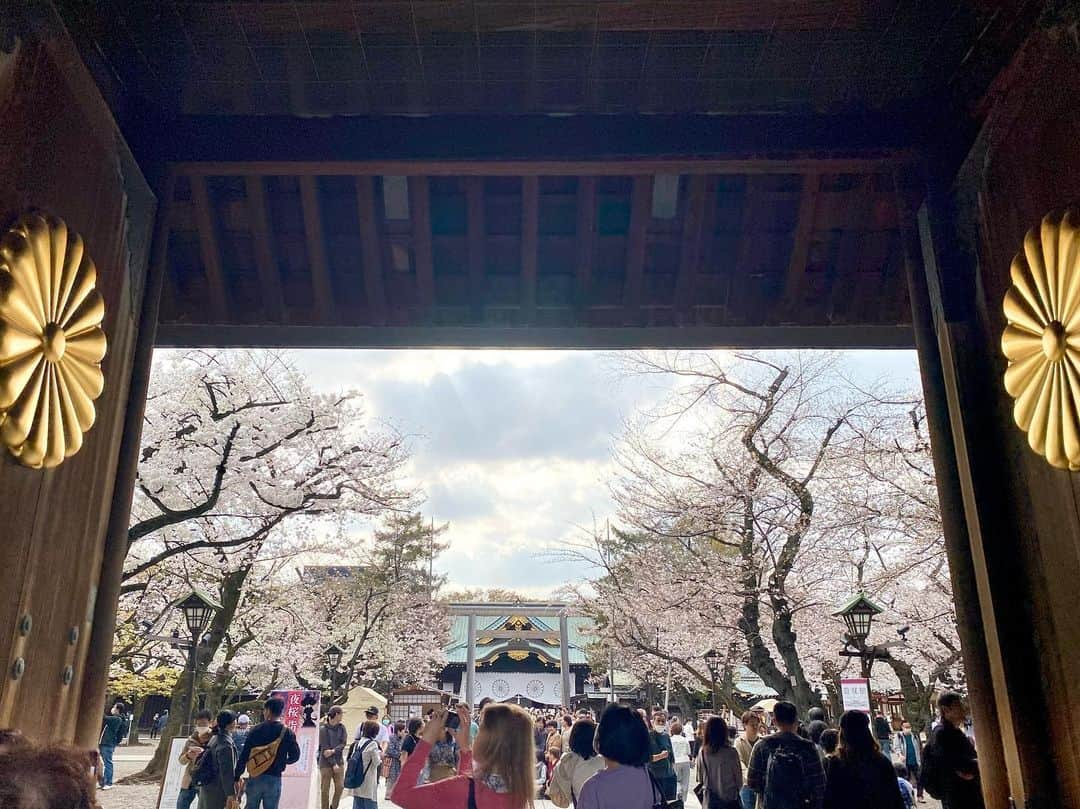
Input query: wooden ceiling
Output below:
<box><xmin>156</xmin><ymin>160</ymin><xmax>915</xmax><ymax>347</ymax></box>
<box><xmin>55</xmin><ymin>0</ymin><xmax>1042</xmax><ymax>348</ymax></box>
<box><xmin>62</xmin><ymin>0</ymin><xmax>1022</xmax><ymax>118</ymax></box>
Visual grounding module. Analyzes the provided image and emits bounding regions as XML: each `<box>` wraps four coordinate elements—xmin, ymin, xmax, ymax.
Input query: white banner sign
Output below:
<box><xmin>840</xmin><ymin>678</ymin><xmax>871</xmax><ymax>713</ymax></box>
<box><xmin>460</xmin><ymin>673</ymin><xmax>574</xmax><ymax>705</ymax></box>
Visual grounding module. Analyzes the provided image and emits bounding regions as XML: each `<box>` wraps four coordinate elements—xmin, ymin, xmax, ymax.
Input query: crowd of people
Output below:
<box><xmin>330</xmin><ymin>690</ymin><xmax>983</xmax><ymax>809</ymax></box>
<box><xmin>0</xmin><ymin>686</ymin><xmax>983</xmax><ymax>809</ymax></box>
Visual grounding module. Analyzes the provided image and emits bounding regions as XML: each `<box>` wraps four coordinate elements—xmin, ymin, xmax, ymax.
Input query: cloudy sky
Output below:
<box><xmin>283</xmin><ymin>349</ymin><xmax>922</xmax><ymax>598</ymax></box>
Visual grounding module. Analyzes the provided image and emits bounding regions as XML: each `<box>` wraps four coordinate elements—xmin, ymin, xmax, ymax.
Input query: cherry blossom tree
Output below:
<box><xmin>570</xmin><ymin>351</ymin><xmax>963</xmax><ymax>725</ymax></box>
<box><xmin>119</xmin><ymin>349</ymin><xmax>419</xmax><ymax>779</ymax></box>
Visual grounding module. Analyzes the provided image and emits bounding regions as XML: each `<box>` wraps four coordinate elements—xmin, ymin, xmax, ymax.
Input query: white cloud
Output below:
<box><xmin>186</xmin><ymin>347</ymin><xmax>922</xmax><ymax>600</ymax></box>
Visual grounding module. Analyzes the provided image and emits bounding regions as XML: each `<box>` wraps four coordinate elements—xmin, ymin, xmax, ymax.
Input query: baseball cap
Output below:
<box><xmin>237</xmin><ymin>714</ymin><xmax>250</xmax><ymax>725</ymax></box>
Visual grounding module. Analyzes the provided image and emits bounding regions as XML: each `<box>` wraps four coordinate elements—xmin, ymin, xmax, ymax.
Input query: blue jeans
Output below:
<box><xmin>353</xmin><ymin>799</ymin><xmax>378</xmax><ymax>809</ymax></box>
<box><xmin>246</xmin><ymin>774</ymin><xmax>283</xmax><ymax>809</ymax></box>
<box><xmin>98</xmin><ymin>744</ymin><xmax>115</xmax><ymax>786</ymax></box>
<box><xmin>740</xmin><ymin>785</ymin><xmax>757</xmax><ymax>809</ymax></box>
<box><xmin>175</xmin><ymin>786</ymin><xmax>198</xmax><ymax>809</ymax></box>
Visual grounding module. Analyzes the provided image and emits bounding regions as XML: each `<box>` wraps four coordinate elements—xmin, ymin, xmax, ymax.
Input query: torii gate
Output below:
<box><xmin>448</xmin><ymin>602</ymin><xmax>576</xmax><ymax>710</ymax></box>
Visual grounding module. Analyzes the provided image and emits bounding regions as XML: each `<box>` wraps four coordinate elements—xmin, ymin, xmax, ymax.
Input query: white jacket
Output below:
<box><xmin>344</xmin><ymin>739</ymin><xmax>382</xmax><ymax>800</ymax></box>
<box><xmin>548</xmin><ymin>751</ymin><xmax>605</xmax><ymax>807</ymax></box>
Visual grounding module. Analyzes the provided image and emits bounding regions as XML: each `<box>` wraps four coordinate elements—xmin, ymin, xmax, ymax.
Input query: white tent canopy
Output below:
<box><xmin>341</xmin><ymin>685</ymin><xmax>388</xmax><ymax>736</ymax></box>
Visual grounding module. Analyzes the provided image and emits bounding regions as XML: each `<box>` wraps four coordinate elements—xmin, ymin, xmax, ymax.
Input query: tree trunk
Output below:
<box><xmin>129</xmin><ymin>695</ymin><xmax>147</xmax><ymax>744</ymax></box>
<box><xmin>884</xmin><ymin>654</ymin><xmax>954</xmax><ymax>738</ymax></box>
<box><xmin>131</xmin><ymin>567</ymin><xmax>250</xmax><ymax>780</ymax></box>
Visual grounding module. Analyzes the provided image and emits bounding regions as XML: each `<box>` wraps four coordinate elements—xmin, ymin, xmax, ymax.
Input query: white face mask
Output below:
<box><xmin>653</xmin><ymin>722</ymin><xmax>665</xmax><ymax>731</ymax></box>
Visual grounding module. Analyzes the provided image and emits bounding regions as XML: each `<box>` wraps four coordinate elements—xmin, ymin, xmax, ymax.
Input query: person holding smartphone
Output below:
<box><xmin>391</xmin><ymin>703</ymin><xmax>537</xmax><ymax>809</ymax></box>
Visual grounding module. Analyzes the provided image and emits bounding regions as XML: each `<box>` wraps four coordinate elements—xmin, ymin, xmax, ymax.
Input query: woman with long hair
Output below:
<box><xmin>391</xmin><ymin>703</ymin><xmax>536</xmax><ymax>809</ymax></box>
<box><xmin>823</xmin><ymin>710</ymin><xmax>905</xmax><ymax>809</ymax></box>
<box><xmin>547</xmin><ymin>719</ymin><xmax>604</xmax><ymax>807</ymax></box>
<box><xmin>575</xmin><ymin>704</ymin><xmax>661</xmax><ymax>809</ymax></box>
<box><xmin>197</xmin><ymin>710</ymin><xmax>238</xmax><ymax>809</ymax></box>
<box><xmin>695</xmin><ymin>716</ymin><xmax>742</xmax><ymax>809</ymax></box>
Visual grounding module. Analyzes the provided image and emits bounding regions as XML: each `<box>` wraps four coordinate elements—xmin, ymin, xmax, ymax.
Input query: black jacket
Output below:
<box><xmin>199</xmin><ymin>732</ymin><xmax>238</xmax><ymax>808</ymax></box>
<box><xmin>823</xmin><ymin>753</ymin><xmax>905</xmax><ymax>809</ymax></box>
<box><xmin>931</xmin><ymin>724</ymin><xmax>984</xmax><ymax>809</ymax></box>
<box><xmin>99</xmin><ymin>715</ymin><xmax>124</xmax><ymax>748</ymax></box>
<box><xmin>234</xmin><ymin>720</ymin><xmax>300</xmax><ymax>780</ymax></box>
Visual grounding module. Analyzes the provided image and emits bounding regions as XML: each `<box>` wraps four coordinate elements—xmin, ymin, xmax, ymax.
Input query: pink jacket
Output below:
<box><xmin>390</xmin><ymin>739</ymin><xmax>518</xmax><ymax>809</ymax></box>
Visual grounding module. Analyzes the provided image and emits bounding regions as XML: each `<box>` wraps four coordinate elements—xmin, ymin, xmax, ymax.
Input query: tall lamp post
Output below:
<box><xmin>324</xmin><ymin>643</ymin><xmax>345</xmax><ymax>703</ymax></box>
<box><xmin>704</xmin><ymin>649</ymin><xmax>722</xmax><ymax>713</ymax></box>
<box><xmin>174</xmin><ymin>590</ymin><xmax>220</xmax><ymax>729</ymax></box>
<box><xmin>833</xmin><ymin>593</ymin><xmax>888</xmax><ymax>679</ymax></box>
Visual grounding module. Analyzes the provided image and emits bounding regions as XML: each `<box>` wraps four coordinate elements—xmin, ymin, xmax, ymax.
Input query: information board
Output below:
<box><xmin>156</xmin><ymin>738</ymin><xmax>189</xmax><ymax>809</ymax></box>
<box><xmin>840</xmin><ymin>678</ymin><xmax>872</xmax><ymax>713</ymax></box>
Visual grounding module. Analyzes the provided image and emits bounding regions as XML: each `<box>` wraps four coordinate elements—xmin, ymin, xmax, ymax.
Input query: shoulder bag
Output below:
<box><xmin>647</xmin><ymin>767</ymin><xmax>684</xmax><ymax>809</ymax></box>
<box><xmin>246</xmin><ymin>726</ymin><xmax>287</xmax><ymax>778</ymax></box>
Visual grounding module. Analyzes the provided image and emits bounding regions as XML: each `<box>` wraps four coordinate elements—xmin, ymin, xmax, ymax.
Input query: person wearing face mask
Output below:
<box><xmin>647</xmin><ymin>710</ymin><xmax>678</xmax><ymax>801</ymax></box>
<box><xmin>177</xmin><ymin>710</ymin><xmax>215</xmax><ymax>809</ymax></box>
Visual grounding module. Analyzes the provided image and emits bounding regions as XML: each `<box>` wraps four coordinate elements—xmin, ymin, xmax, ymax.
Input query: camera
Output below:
<box><xmin>445</xmin><ymin>711</ymin><xmax>461</xmax><ymax>731</ymax></box>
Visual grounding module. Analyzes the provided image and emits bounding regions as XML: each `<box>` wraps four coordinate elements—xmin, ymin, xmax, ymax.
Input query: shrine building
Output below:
<box><xmin>440</xmin><ymin>609</ymin><xmax>592</xmax><ymax>708</ymax></box>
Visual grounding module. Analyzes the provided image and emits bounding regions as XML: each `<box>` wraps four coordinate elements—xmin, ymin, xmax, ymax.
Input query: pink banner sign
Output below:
<box><xmin>272</xmin><ymin>689</ymin><xmax>321</xmax><ymax>809</ymax></box>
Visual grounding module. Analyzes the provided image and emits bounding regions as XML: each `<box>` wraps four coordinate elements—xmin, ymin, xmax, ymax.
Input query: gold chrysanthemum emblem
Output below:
<box><xmin>1002</xmin><ymin>209</ymin><xmax>1080</xmax><ymax>470</ymax></box>
<box><xmin>0</xmin><ymin>211</ymin><xmax>107</xmax><ymax>469</ymax></box>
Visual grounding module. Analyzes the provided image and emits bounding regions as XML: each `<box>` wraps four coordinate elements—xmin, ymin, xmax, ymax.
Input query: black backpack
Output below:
<box><xmin>192</xmin><ymin>740</ymin><xmax>217</xmax><ymax>787</ymax></box>
<box><xmin>764</xmin><ymin>741</ymin><xmax>810</xmax><ymax>808</ymax></box>
<box><xmin>344</xmin><ymin>739</ymin><xmax>375</xmax><ymax>790</ymax></box>
<box><xmin>919</xmin><ymin>738</ymin><xmax>946</xmax><ymax>799</ymax></box>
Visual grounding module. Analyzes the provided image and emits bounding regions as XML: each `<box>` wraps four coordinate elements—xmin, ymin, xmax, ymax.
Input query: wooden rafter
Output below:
<box><xmin>622</xmin><ymin>175</ymin><xmax>652</xmax><ymax>323</ymax></box>
<box><xmin>355</xmin><ymin>176</ymin><xmax>388</xmax><ymax>325</ymax></box>
<box><xmin>780</xmin><ymin>172</ymin><xmax>820</xmax><ymax>319</ymax></box>
<box><xmin>575</xmin><ymin>177</ymin><xmax>597</xmax><ymax>313</ymax></box>
<box><xmin>675</xmin><ymin>175</ymin><xmax>707</xmax><ymax>322</ymax></box>
<box><xmin>189</xmin><ymin>175</ymin><xmax>229</xmax><ymax>321</ymax></box>
<box><xmin>521</xmin><ymin>176</ymin><xmax>539</xmax><ymax>322</ymax></box>
<box><xmin>466</xmin><ymin>177</ymin><xmax>486</xmax><ymax>321</ymax></box>
<box><xmin>729</xmin><ymin>177</ymin><xmax>762</xmax><ymax>322</ymax></box>
<box><xmin>298</xmin><ymin>176</ymin><xmax>335</xmax><ymax>321</ymax></box>
<box><xmin>173</xmin><ymin>157</ymin><xmax>912</xmax><ymax>178</ymax></box>
<box><xmin>410</xmin><ymin>176</ymin><xmax>435</xmax><ymax>313</ymax></box>
<box><xmin>243</xmin><ymin>176</ymin><xmax>285</xmax><ymax>322</ymax></box>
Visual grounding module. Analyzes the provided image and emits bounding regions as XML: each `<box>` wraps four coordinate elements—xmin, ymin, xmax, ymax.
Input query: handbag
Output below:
<box><xmin>647</xmin><ymin>768</ymin><xmax>685</xmax><ymax>809</ymax></box>
<box><xmin>692</xmin><ymin>754</ymin><xmax>739</xmax><ymax>809</ymax></box>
